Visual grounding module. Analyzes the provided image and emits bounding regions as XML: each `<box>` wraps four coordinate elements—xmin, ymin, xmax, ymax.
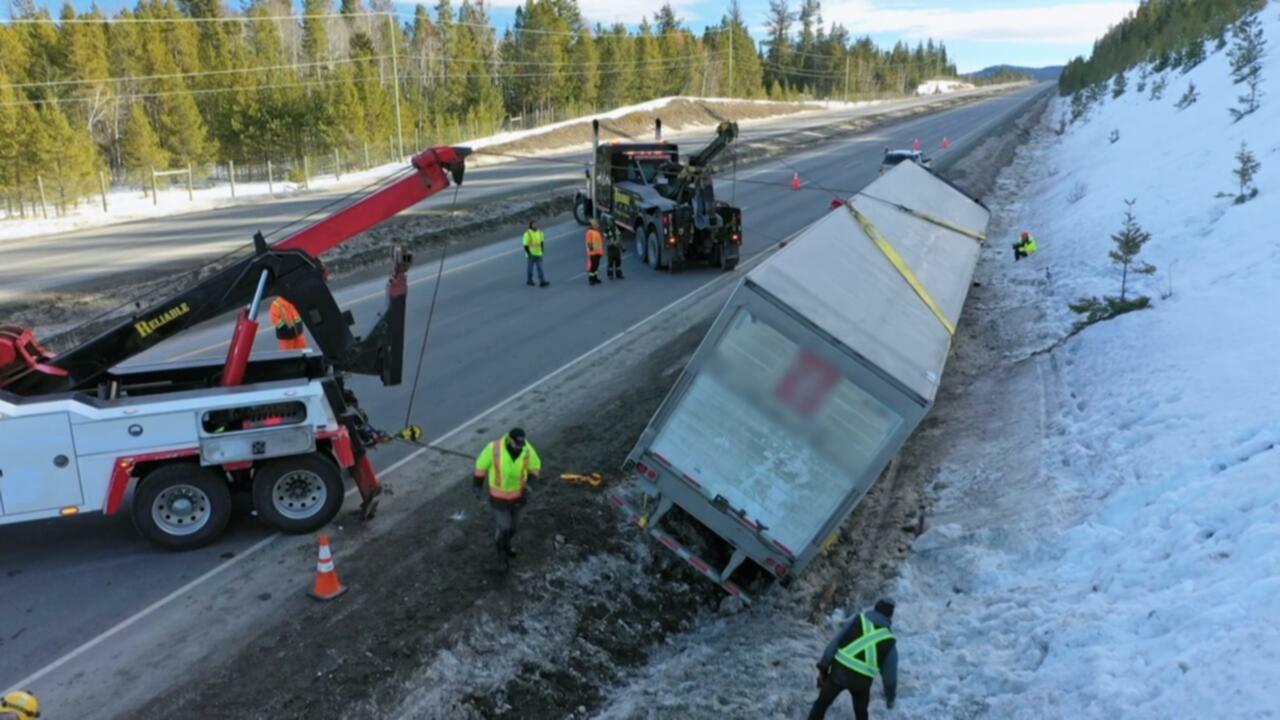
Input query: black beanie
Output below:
<box><xmin>508</xmin><ymin>427</ymin><xmax>526</xmax><ymax>442</ymax></box>
<box><xmin>874</xmin><ymin>599</ymin><xmax>895</xmax><ymax>618</ymax></box>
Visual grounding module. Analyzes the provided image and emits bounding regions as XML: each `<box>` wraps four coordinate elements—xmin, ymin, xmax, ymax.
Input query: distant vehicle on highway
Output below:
<box><xmin>880</xmin><ymin>148</ymin><xmax>932</xmax><ymax>174</ymax></box>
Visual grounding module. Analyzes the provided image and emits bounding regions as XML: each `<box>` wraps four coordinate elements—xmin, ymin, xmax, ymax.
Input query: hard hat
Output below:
<box><xmin>1</xmin><ymin>691</ymin><xmax>39</xmax><ymax>719</ymax></box>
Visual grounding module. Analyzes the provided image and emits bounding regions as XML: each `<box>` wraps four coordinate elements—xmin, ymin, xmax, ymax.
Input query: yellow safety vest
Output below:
<box><xmin>523</xmin><ymin>229</ymin><xmax>545</xmax><ymax>257</ymax></box>
<box><xmin>474</xmin><ymin>436</ymin><xmax>542</xmax><ymax>500</ymax></box>
<box><xmin>834</xmin><ymin>613</ymin><xmax>894</xmax><ymax>678</ymax></box>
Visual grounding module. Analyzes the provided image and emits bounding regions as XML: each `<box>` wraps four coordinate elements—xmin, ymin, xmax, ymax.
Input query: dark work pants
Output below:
<box><xmin>587</xmin><ymin>253</ymin><xmax>602</xmax><ymax>282</ymax></box>
<box><xmin>527</xmin><ymin>255</ymin><xmax>546</xmax><ymax>283</ymax></box>
<box><xmin>808</xmin><ymin>668</ymin><xmax>872</xmax><ymax>720</ymax></box>
<box><xmin>606</xmin><ymin>245</ymin><xmax>623</xmax><ymax>278</ymax></box>
<box><xmin>491</xmin><ymin>499</ymin><xmax>523</xmax><ymax>553</ymax></box>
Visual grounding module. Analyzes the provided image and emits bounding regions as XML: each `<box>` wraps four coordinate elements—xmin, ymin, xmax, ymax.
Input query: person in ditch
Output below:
<box><xmin>1013</xmin><ymin>230</ymin><xmax>1038</xmax><ymax>261</ymax></box>
<box><xmin>808</xmin><ymin>598</ymin><xmax>899</xmax><ymax>720</ymax></box>
<box><xmin>472</xmin><ymin>427</ymin><xmax>542</xmax><ymax>569</ymax></box>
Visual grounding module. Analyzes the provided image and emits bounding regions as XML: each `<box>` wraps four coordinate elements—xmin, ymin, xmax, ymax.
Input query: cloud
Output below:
<box><xmin>820</xmin><ymin>1</ymin><xmax>1138</xmax><ymax>44</ymax></box>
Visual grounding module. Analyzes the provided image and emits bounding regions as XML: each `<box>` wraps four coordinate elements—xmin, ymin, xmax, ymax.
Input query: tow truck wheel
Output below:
<box><xmin>573</xmin><ymin>198</ymin><xmax>590</xmax><ymax>226</ymax></box>
<box><xmin>132</xmin><ymin>463</ymin><xmax>232</xmax><ymax>550</ymax></box>
<box><xmin>251</xmin><ymin>453</ymin><xmax>344</xmax><ymax>534</ymax></box>
<box><xmin>646</xmin><ymin>228</ymin><xmax>666</xmax><ymax>270</ymax></box>
<box><xmin>634</xmin><ymin>227</ymin><xmax>648</xmax><ymax>263</ymax></box>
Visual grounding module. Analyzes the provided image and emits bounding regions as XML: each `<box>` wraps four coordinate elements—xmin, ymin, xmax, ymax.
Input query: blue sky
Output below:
<box><xmin>20</xmin><ymin>0</ymin><xmax>1138</xmax><ymax>73</ymax></box>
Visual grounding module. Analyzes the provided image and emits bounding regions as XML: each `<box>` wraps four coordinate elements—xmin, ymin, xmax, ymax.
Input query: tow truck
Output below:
<box><xmin>0</xmin><ymin>146</ymin><xmax>468</xmax><ymax>549</ymax></box>
<box><xmin>574</xmin><ymin>119</ymin><xmax>743</xmax><ymax>271</ymax></box>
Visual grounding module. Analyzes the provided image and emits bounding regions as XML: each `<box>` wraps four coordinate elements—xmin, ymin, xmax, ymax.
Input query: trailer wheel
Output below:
<box><xmin>573</xmin><ymin>197</ymin><xmax>590</xmax><ymax>226</ymax></box>
<box><xmin>251</xmin><ymin>453</ymin><xmax>344</xmax><ymax>534</ymax></box>
<box><xmin>132</xmin><ymin>463</ymin><xmax>232</xmax><ymax>550</ymax></box>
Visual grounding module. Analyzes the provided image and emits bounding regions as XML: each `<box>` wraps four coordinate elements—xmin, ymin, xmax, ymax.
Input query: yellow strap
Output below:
<box><xmin>847</xmin><ymin>204</ymin><xmax>956</xmax><ymax>335</ymax></box>
<box><xmin>857</xmin><ymin>193</ymin><xmax>987</xmax><ymax>242</ymax></box>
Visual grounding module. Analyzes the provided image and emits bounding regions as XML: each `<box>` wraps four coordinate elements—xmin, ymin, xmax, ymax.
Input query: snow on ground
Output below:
<box><xmin>595</xmin><ymin>6</ymin><xmax>1280</xmax><ymax>719</ymax></box>
<box><xmin>0</xmin><ymin>96</ymin><xmax>832</xmax><ymax>243</ymax></box>
<box><xmin>918</xmin><ymin>79</ymin><xmax>976</xmax><ymax>95</ymax></box>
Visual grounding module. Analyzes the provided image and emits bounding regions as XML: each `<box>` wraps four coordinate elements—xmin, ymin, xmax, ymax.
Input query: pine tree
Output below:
<box><xmin>1111</xmin><ymin>71</ymin><xmax>1127</xmax><ymax>98</ymax></box>
<box><xmin>121</xmin><ymin>104</ymin><xmax>168</xmax><ymax>190</ymax></box>
<box><xmin>569</xmin><ymin>26</ymin><xmax>600</xmax><ymax>110</ymax></box>
<box><xmin>0</xmin><ymin>69</ymin><xmax>24</xmax><ymax>214</ymax></box>
<box><xmin>1069</xmin><ymin>199</ymin><xmax>1156</xmax><ymax>327</ymax></box>
<box><xmin>763</xmin><ymin>0</ymin><xmax>794</xmax><ymax>90</ymax></box>
<box><xmin>1228</xmin><ymin>13</ymin><xmax>1266</xmax><ymax>121</ymax></box>
<box><xmin>41</xmin><ymin>102</ymin><xmax>100</xmax><ymax>213</ymax></box>
<box><xmin>1149</xmin><ymin>74</ymin><xmax>1167</xmax><ymax>100</ymax></box>
<box><xmin>1174</xmin><ymin>82</ymin><xmax>1199</xmax><ymax>109</ymax></box>
<box><xmin>302</xmin><ymin>0</ymin><xmax>333</xmax><ymax>69</ymax></box>
<box><xmin>634</xmin><ymin>18</ymin><xmax>659</xmax><ymax>100</ymax></box>
<box><xmin>1232</xmin><ymin>140</ymin><xmax>1260</xmax><ymax>203</ymax></box>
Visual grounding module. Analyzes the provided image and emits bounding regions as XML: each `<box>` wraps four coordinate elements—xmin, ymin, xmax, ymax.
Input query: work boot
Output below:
<box><xmin>527</xmin><ymin>280</ymin><xmax>535</xmax><ymax>287</ymax></box>
<box><xmin>616</xmin><ymin>271</ymin><xmax>625</xmax><ymax>280</ymax></box>
<box><xmin>540</xmin><ymin>280</ymin><xmax>550</xmax><ymax>287</ymax></box>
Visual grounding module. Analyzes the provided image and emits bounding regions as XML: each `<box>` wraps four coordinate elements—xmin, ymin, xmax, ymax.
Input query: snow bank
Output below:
<box><xmin>597</xmin><ymin>5</ymin><xmax>1280</xmax><ymax>718</ymax></box>
<box><xmin>918</xmin><ymin>79</ymin><xmax>975</xmax><ymax>95</ymax></box>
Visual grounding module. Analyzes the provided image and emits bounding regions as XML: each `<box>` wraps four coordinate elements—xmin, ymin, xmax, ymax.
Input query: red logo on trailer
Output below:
<box><xmin>774</xmin><ymin>349</ymin><xmax>840</xmax><ymax>418</ymax></box>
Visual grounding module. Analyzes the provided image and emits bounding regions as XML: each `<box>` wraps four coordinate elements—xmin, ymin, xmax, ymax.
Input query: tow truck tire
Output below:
<box><xmin>647</xmin><ymin>228</ymin><xmax>666</xmax><ymax>270</ymax></box>
<box><xmin>634</xmin><ymin>226</ymin><xmax>648</xmax><ymax>263</ymax></box>
<box><xmin>573</xmin><ymin>197</ymin><xmax>590</xmax><ymax>226</ymax></box>
<box><xmin>252</xmin><ymin>453</ymin><xmax>344</xmax><ymax>534</ymax></box>
<box><xmin>132</xmin><ymin>463</ymin><xmax>232</xmax><ymax>550</ymax></box>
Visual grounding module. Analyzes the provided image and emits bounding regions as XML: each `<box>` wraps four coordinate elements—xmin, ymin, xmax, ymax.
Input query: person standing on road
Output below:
<box><xmin>808</xmin><ymin>599</ymin><xmax>899</xmax><ymax>720</ymax></box>
<box><xmin>0</xmin><ymin>691</ymin><xmax>40</xmax><ymax>720</ymax></box>
<box><xmin>473</xmin><ymin>427</ymin><xmax>542</xmax><ymax>568</ymax></box>
<box><xmin>605</xmin><ymin>220</ymin><xmax>625</xmax><ymax>280</ymax></box>
<box><xmin>523</xmin><ymin>220</ymin><xmax>550</xmax><ymax>287</ymax></box>
<box><xmin>269</xmin><ymin>296</ymin><xmax>307</xmax><ymax>351</ymax></box>
<box><xmin>585</xmin><ymin>218</ymin><xmax>605</xmax><ymax>285</ymax></box>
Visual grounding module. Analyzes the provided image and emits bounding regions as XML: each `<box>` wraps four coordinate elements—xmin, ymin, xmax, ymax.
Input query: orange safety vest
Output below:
<box><xmin>585</xmin><ymin>228</ymin><xmax>604</xmax><ymax>256</ymax></box>
<box><xmin>269</xmin><ymin>297</ymin><xmax>307</xmax><ymax>349</ymax></box>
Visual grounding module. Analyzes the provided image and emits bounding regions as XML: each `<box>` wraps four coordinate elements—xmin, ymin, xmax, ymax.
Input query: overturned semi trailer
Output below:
<box><xmin>613</xmin><ymin>160</ymin><xmax>990</xmax><ymax>599</ymax></box>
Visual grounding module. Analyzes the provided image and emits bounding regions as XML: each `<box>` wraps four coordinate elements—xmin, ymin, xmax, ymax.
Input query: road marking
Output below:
<box><xmin>3</xmin><ymin>533</ymin><xmax>280</xmax><ymax>695</ymax></box>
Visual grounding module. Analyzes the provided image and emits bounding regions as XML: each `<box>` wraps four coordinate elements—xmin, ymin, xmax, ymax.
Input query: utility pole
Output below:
<box><xmin>387</xmin><ymin>13</ymin><xmax>405</xmax><ymax>159</ymax></box>
<box><xmin>844</xmin><ymin>55</ymin><xmax>850</xmax><ymax>102</ymax></box>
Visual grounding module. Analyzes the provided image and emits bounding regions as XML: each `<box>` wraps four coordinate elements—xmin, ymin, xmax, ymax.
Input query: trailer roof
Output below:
<box><xmin>746</xmin><ymin>161</ymin><xmax>988</xmax><ymax>404</ymax></box>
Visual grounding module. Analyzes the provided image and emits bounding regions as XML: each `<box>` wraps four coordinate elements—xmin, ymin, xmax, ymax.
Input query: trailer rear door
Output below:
<box><xmin>648</xmin><ymin>304</ymin><xmax>906</xmax><ymax>555</ymax></box>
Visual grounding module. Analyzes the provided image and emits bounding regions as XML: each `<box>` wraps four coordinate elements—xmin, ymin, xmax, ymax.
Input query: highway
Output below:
<box><xmin>0</xmin><ymin>88</ymin><xmax>1011</xmax><ymax>301</ymax></box>
<box><xmin>0</xmin><ymin>84</ymin><xmax>1046</xmax><ymax>707</ymax></box>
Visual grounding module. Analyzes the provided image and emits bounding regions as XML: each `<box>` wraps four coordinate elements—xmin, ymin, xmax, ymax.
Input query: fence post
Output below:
<box><xmin>267</xmin><ymin>160</ymin><xmax>274</xmax><ymax>194</ymax></box>
<box><xmin>334</xmin><ymin>148</ymin><xmax>341</xmax><ymax>181</ymax></box>
<box><xmin>388</xmin><ymin>137</ymin><xmax>395</xmax><ymax>163</ymax></box>
<box><xmin>151</xmin><ymin>167</ymin><xmax>158</xmax><ymax>206</ymax></box>
<box><xmin>36</xmin><ymin>175</ymin><xmax>49</xmax><ymax>219</ymax></box>
<box><xmin>363</xmin><ymin>141</ymin><xmax>370</xmax><ymax>169</ymax></box>
<box><xmin>229</xmin><ymin>160</ymin><xmax>236</xmax><ymax>198</ymax></box>
<box><xmin>186</xmin><ymin>162</ymin><xmax>194</xmax><ymax>201</ymax></box>
<box><xmin>303</xmin><ymin>156</ymin><xmax>310</xmax><ymax>189</ymax></box>
<box><xmin>98</xmin><ymin>170</ymin><xmax>109</xmax><ymax>213</ymax></box>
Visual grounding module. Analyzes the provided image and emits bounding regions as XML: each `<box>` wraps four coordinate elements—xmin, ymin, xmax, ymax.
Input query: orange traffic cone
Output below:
<box><xmin>911</xmin><ymin>137</ymin><xmax>921</xmax><ymax>151</ymax></box>
<box><xmin>941</xmin><ymin>136</ymin><xmax>951</xmax><ymax>150</ymax></box>
<box><xmin>791</xmin><ymin>172</ymin><xmax>801</xmax><ymax>191</ymax></box>
<box><xmin>308</xmin><ymin>534</ymin><xmax>347</xmax><ymax>601</ymax></box>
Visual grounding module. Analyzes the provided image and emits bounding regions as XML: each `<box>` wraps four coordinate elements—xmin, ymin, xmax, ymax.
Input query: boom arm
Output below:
<box><xmin>664</xmin><ymin>122</ymin><xmax>738</xmax><ymax>203</ymax></box>
<box><xmin>0</xmin><ymin>147</ymin><xmax>469</xmax><ymax>397</ymax></box>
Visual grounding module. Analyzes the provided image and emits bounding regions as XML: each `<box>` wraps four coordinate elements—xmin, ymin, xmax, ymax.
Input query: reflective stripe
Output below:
<box><xmin>586</xmin><ymin>229</ymin><xmax>604</xmax><ymax>254</ymax></box>
<box><xmin>834</xmin><ymin>613</ymin><xmax>894</xmax><ymax>678</ymax></box>
<box><xmin>846</xmin><ymin>204</ymin><xmax>956</xmax><ymax>335</ymax></box>
<box><xmin>487</xmin><ymin>438</ymin><xmax>528</xmax><ymax>500</ymax></box>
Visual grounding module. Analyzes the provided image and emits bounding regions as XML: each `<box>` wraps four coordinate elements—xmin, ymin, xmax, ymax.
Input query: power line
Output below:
<box><xmin>7</xmin><ymin>54</ymin><xmax>398</xmax><ymax>90</ymax></box>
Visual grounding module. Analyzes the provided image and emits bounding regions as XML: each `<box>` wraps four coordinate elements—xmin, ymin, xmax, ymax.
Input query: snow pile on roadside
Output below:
<box><xmin>917</xmin><ymin>79</ymin><xmax>975</xmax><ymax>95</ymax></box>
<box><xmin>595</xmin><ymin>6</ymin><xmax>1280</xmax><ymax>718</ymax></box>
<box><xmin>893</xmin><ymin>12</ymin><xmax>1280</xmax><ymax>715</ymax></box>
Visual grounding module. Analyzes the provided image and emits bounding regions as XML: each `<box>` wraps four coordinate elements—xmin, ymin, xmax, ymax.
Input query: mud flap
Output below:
<box><xmin>351</xmin><ymin>454</ymin><xmax>382</xmax><ymax>521</ymax></box>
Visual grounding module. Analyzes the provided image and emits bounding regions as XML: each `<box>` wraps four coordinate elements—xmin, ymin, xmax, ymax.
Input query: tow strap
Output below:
<box><xmin>857</xmin><ymin>192</ymin><xmax>988</xmax><ymax>242</ymax></box>
<box><xmin>846</xmin><ymin>203</ymin><xmax>956</xmax><ymax>336</ymax></box>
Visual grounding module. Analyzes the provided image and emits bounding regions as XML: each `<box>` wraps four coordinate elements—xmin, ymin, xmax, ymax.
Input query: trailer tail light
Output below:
<box><xmin>667</xmin><ymin>236</ymin><xmax>677</xmax><ymax>246</ymax></box>
<box><xmin>635</xmin><ymin>462</ymin><xmax>648</xmax><ymax>473</ymax></box>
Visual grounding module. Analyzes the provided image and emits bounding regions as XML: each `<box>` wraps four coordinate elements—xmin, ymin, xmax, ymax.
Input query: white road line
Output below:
<box><xmin>4</xmin><ymin>533</ymin><xmax>280</xmax><ymax>695</ymax></box>
<box><xmin>4</xmin><ymin>231</ymin><xmax>788</xmax><ymax>698</ymax></box>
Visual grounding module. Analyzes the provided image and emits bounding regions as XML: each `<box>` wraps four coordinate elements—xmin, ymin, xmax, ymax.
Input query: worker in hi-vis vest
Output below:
<box><xmin>523</xmin><ymin>220</ymin><xmax>549</xmax><ymax>287</ymax></box>
<box><xmin>809</xmin><ymin>598</ymin><xmax>899</xmax><ymax>720</ymax></box>
<box><xmin>585</xmin><ymin>218</ymin><xmax>605</xmax><ymax>285</ymax></box>
<box><xmin>473</xmin><ymin>428</ymin><xmax>542</xmax><ymax>569</ymax></box>
<box><xmin>269</xmin><ymin>296</ymin><xmax>307</xmax><ymax>351</ymax></box>
<box><xmin>1013</xmin><ymin>230</ymin><xmax>1038</xmax><ymax>261</ymax></box>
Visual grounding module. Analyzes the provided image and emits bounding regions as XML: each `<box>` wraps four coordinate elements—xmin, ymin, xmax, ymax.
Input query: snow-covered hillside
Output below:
<box><xmin>918</xmin><ymin>79</ymin><xmax>976</xmax><ymax>95</ymax></box>
<box><xmin>596</xmin><ymin>5</ymin><xmax>1280</xmax><ymax>719</ymax></box>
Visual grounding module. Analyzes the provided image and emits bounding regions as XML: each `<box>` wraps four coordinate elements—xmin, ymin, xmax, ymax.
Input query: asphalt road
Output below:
<box><xmin>0</xmin><ymin>88</ymin><xmax>1013</xmax><ymax>301</ymax></box>
<box><xmin>0</xmin><ymin>83</ymin><xmax>1047</xmax><ymax>700</ymax></box>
